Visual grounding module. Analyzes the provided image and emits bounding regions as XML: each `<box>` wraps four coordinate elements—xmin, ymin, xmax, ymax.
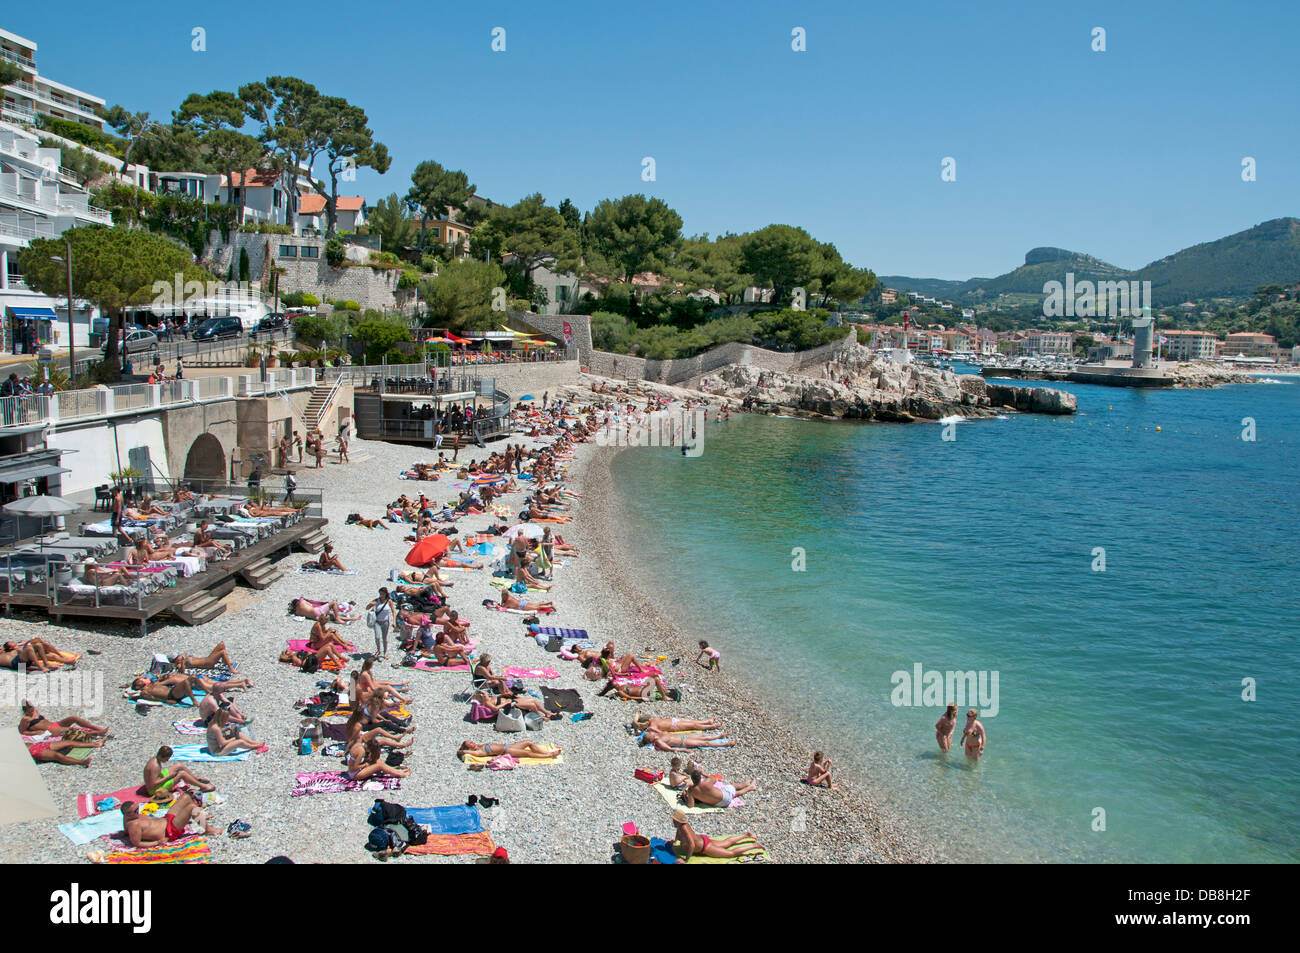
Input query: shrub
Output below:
<box><xmin>238</xmin><ymin>247</ymin><xmax>250</xmax><ymax>282</ymax></box>
<box><xmin>325</xmin><ymin>236</ymin><xmax>346</xmax><ymax>267</ymax></box>
<box><xmin>383</xmin><ymin>347</ymin><xmax>410</xmax><ymax>365</ymax></box>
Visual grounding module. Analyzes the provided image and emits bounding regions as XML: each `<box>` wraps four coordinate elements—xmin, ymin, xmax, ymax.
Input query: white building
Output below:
<box><xmin>1</xmin><ymin>124</ymin><xmax>108</xmax><ymax>354</ymax></box>
<box><xmin>0</xmin><ymin>28</ymin><xmax>104</xmax><ymax>132</ymax></box>
<box><xmin>1161</xmin><ymin>329</ymin><xmax>1219</xmax><ymax>362</ymax></box>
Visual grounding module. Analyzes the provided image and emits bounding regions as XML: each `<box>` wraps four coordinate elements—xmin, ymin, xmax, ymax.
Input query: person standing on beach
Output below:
<box><xmin>960</xmin><ymin>709</ymin><xmax>986</xmax><ymax>761</ymax></box>
<box><xmin>366</xmin><ymin>587</ymin><xmax>394</xmax><ymax>660</ymax></box>
<box><xmin>695</xmin><ymin>640</ymin><xmax>720</xmax><ymax>671</ymax></box>
<box><xmin>935</xmin><ymin>703</ymin><xmax>958</xmax><ymax>752</ymax></box>
<box><xmin>293</xmin><ymin>430</ymin><xmax>303</xmax><ymax>463</ymax></box>
<box><xmin>175</xmin><ymin>356</ymin><xmax>184</xmax><ymax>379</ymax></box>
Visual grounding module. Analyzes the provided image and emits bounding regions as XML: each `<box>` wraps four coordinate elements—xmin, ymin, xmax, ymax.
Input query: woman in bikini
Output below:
<box><xmin>469</xmin><ymin>690</ymin><xmax>559</xmax><ymax>721</ymax></box>
<box><xmin>935</xmin><ymin>703</ymin><xmax>959</xmax><ymax>752</ymax></box>
<box><xmin>638</xmin><ymin>729</ymin><xmax>737</xmax><ymax>752</ymax></box>
<box><xmin>345</xmin><ymin>710</ymin><xmax>414</xmax><ymax>750</ymax></box>
<box><xmin>131</xmin><ymin>676</ymin><xmax>198</xmax><ymax>705</ymax></box>
<box><xmin>18</xmin><ymin>701</ymin><xmax>107</xmax><ymax>739</ymax></box>
<box><xmin>291</xmin><ymin>598</ymin><xmax>360</xmax><ymax>623</ymax></box>
<box><xmin>144</xmin><ymin>745</ymin><xmax>214</xmax><ymax>795</ymax></box>
<box><xmin>960</xmin><ymin>708</ymin><xmax>986</xmax><ymax>761</ymax></box>
<box><xmin>355</xmin><ymin>659</ymin><xmax>411</xmax><ymax>707</ymax></box>
<box><xmin>27</xmin><ymin>736</ymin><xmax>102</xmax><ymax>766</ymax></box>
<box><xmin>204</xmin><ymin>710</ymin><xmax>265</xmax><ymax>756</ymax></box>
<box><xmin>498</xmin><ymin>588</ymin><xmax>555</xmax><ymax>613</ymax></box>
<box><xmin>458</xmin><ymin>739</ymin><xmax>562</xmax><ymax>761</ymax></box>
<box><xmin>632</xmin><ymin>712</ymin><xmax>722</xmax><ymax>733</ymax></box>
<box><xmin>173</xmin><ymin>642</ymin><xmax>236</xmax><ymax>671</ymax></box>
<box><xmin>191</xmin><ymin>522</ymin><xmax>232</xmax><ymax>559</ymax></box>
<box><xmin>345</xmin><ymin>739</ymin><xmax>410</xmax><ymax>780</ymax></box>
<box><xmin>671</xmin><ymin>812</ymin><xmax>763</xmax><ymax>861</ymax></box>
<box><xmin>316</xmin><ymin>543</ymin><xmax>348</xmax><ymax>572</ymax></box>
<box><xmin>309</xmin><ymin>616</ymin><xmax>351</xmax><ymax>652</ymax></box>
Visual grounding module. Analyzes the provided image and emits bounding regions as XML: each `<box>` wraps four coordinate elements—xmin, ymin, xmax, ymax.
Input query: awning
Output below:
<box><xmin>0</xmin><ymin>462</ymin><xmax>70</xmax><ymax>484</ymax></box>
<box><xmin>5</xmin><ymin>307</ymin><xmax>59</xmax><ymax>321</ymax></box>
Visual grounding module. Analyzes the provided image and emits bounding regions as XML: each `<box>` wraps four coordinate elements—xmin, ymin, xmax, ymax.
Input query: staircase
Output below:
<box><xmin>297</xmin><ymin>526</ymin><xmax>329</xmax><ymax>554</ymax></box>
<box><xmin>303</xmin><ymin>377</ymin><xmax>344</xmax><ymax>433</ymax></box>
<box><xmin>172</xmin><ymin>591</ymin><xmax>228</xmax><ymax>626</ymax></box>
<box><xmin>238</xmin><ymin>556</ymin><xmax>284</xmax><ymax>589</ymax></box>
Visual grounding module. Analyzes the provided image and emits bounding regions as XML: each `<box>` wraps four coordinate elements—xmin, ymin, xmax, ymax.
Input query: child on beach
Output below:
<box><xmin>667</xmin><ymin>757</ymin><xmax>689</xmax><ymax>790</ymax></box>
<box><xmin>804</xmin><ymin>751</ymin><xmax>835</xmax><ymax>789</ymax></box>
<box><xmin>935</xmin><ymin>702</ymin><xmax>958</xmax><ymax>752</ymax></box>
<box><xmin>695</xmin><ymin>640</ymin><xmax>720</xmax><ymax>672</ymax></box>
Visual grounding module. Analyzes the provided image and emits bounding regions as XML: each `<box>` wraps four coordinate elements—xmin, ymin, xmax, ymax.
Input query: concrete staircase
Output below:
<box><xmin>297</xmin><ymin>526</ymin><xmax>329</xmax><ymax>554</ymax></box>
<box><xmin>304</xmin><ymin>379</ymin><xmax>342</xmax><ymax>433</ymax></box>
<box><xmin>238</xmin><ymin>556</ymin><xmax>284</xmax><ymax>589</ymax></box>
<box><xmin>171</xmin><ymin>578</ymin><xmax>236</xmax><ymax>626</ymax></box>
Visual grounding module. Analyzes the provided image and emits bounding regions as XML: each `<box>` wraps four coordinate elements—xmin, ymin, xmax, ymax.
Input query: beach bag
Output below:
<box><xmin>301</xmin><ymin>654</ymin><xmax>320</xmax><ymax>674</ymax></box>
<box><xmin>469</xmin><ymin>701</ymin><xmax>496</xmax><ymax>722</ymax></box>
<box><xmin>366</xmin><ymin>827</ymin><xmax>396</xmax><ymax>852</ymax></box>
<box><xmin>495</xmin><ymin>707</ymin><xmax>526</xmax><ymax>733</ymax></box>
<box><xmin>365</xmin><ymin>608</ymin><xmax>377</xmax><ymax>628</ymax></box>
<box><xmin>510</xmin><ymin>581</ymin><xmax>527</xmax><ymax>594</ymax></box>
<box><xmin>524</xmin><ymin>711</ymin><xmax>545</xmax><ymax>731</ymax></box>
<box><xmin>633</xmin><ymin>768</ymin><xmax>663</xmax><ymax>784</ymax></box>
<box><xmin>400</xmin><ymin>817</ymin><xmax>428</xmax><ymax>846</ymax></box>
<box><xmin>385</xmin><ymin>751</ymin><xmax>405</xmax><ymax>768</ymax></box>
<box><xmin>368</xmin><ymin>799</ymin><xmax>408</xmax><ymax>827</ymax></box>
<box><xmin>544</xmin><ymin>636</ymin><xmax>563</xmax><ymax>653</ymax></box>
<box><xmin>619</xmin><ymin>834</ymin><xmax>651</xmax><ymax>865</ymax></box>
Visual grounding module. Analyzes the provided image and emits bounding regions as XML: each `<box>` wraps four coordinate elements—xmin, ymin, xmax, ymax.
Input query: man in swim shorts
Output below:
<box><xmin>122</xmin><ymin>793</ymin><xmax>218</xmax><ymax>847</ymax></box>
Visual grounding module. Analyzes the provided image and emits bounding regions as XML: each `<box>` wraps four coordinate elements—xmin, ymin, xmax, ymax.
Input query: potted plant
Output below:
<box><xmin>245</xmin><ymin>345</ymin><xmax>260</xmax><ymax>368</ymax></box>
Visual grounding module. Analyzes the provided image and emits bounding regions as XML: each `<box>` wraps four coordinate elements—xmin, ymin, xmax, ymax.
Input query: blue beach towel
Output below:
<box><xmin>58</xmin><ymin>811</ymin><xmax>125</xmax><ymax>846</ymax></box>
<box><xmin>169</xmin><ymin>743</ymin><xmax>253</xmax><ymax>762</ymax></box>
<box><xmin>404</xmin><ymin>805</ymin><xmax>485</xmax><ymax>835</ymax></box>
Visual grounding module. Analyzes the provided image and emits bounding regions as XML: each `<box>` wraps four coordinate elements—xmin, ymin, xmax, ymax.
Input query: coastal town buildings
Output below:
<box><xmin>1219</xmin><ymin>331</ymin><xmax>1276</xmax><ymax>357</ymax></box>
<box><xmin>1</xmin><ymin>123</ymin><xmax>109</xmax><ymax>353</ymax></box>
<box><xmin>1024</xmin><ymin>329</ymin><xmax>1075</xmax><ymax>355</ymax></box>
<box><xmin>0</xmin><ymin>28</ymin><xmax>103</xmax><ymax>131</ymax></box>
<box><xmin>1161</xmin><ymin>329</ymin><xmax>1219</xmax><ymax>361</ymax></box>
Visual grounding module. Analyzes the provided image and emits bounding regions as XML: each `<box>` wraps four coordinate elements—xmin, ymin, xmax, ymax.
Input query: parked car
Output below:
<box><xmin>255</xmin><ymin>313</ymin><xmax>288</xmax><ymax>334</ymax></box>
<box><xmin>103</xmin><ymin>328</ymin><xmax>158</xmax><ymax>355</ymax></box>
<box><xmin>193</xmin><ymin>317</ymin><xmax>244</xmax><ymax>341</ymax></box>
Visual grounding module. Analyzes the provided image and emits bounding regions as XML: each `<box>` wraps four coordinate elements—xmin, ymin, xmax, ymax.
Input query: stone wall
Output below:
<box><xmin>480</xmin><ymin>360</ymin><xmax>581</xmax><ymax>401</ymax></box>
<box><xmin>520</xmin><ymin>312</ymin><xmax>592</xmax><ymax>357</ymax></box>
<box><xmin>206</xmin><ymin>231</ymin><xmax>400</xmax><ymax>310</ymax></box>
<box><xmin>585</xmin><ymin>329</ymin><xmax>857</xmax><ymax>386</ymax></box>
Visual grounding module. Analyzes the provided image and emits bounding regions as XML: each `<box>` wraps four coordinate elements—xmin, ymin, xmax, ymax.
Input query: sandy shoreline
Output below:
<box><xmin>0</xmin><ymin>397</ymin><xmax>937</xmax><ymax>864</ymax></box>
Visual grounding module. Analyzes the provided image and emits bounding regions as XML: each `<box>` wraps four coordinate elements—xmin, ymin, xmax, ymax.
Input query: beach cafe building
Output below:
<box><xmin>3</xmin><ymin>298</ymin><xmax>94</xmax><ymax>355</ymax></box>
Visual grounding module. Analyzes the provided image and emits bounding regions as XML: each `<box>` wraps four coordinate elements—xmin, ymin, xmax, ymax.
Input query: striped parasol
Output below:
<box><xmin>472</xmin><ymin>473</ymin><xmax>508</xmax><ymax>487</ymax></box>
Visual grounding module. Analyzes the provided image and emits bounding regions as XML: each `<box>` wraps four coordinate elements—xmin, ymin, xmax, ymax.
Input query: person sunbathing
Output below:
<box><xmin>291</xmin><ymin>597</ymin><xmax>360</xmax><ymax>622</ymax></box>
<box><xmin>458</xmin><ymin>739</ymin><xmax>562</xmax><ymax>760</ymax></box>
<box><xmin>424</xmin><ymin>630</ymin><xmax>469</xmax><ymax>667</ymax></box>
<box><xmin>632</xmin><ymin>712</ymin><xmax>722</xmax><ymax>733</ymax></box>
<box><xmin>306</xmin><ymin>638</ymin><xmax>347</xmax><ymax>667</ymax></box>
<box><xmin>171</xmin><ymin>485</ymin><xmax>196</xmax><ymax>504</ymax></box>
<box><xmin>80</xmin><ymin>559</ymin><xmax>132</xmax><ymax>588</ymax></box>
<box><xmin>174</xmin><ymin>642</ymin><xmax>236</xmax><ymax>672</ymax></box>
<box><xmin>236</xmin><ymin>500</ymin><xmax>296</xmax><ymax>518</ymax></box>
<box><xmin>670</xmin><ymin>811</ymin><xmax>763</xmax><ymax>861</ymax></box>
<box><xmin>122</xmin><ymin>793</ymin><xmax>219</xmax><ymax>846</ymax></box>
<box><xmin>346</xmin><ymin>739</ymin><xmax>411</xmax><ymax>780</ymax></box>
<box><xmin>135</xmin><ymin>495</ymin><xmax>168</xmax><ymax>517</ymax></box>
<box><xmin>191</xmin><ymin>522</ymin><xmax>232</xmax><ymax>558</ymax></box>
<box><xmin>345</xmin><ymin>513</ymin><xmax>388</xmax><ymax>529</ymax></box>
<box><xmin>682</xmin><ymin>770</ymin><xmax>757</xmax><ymax>808</ymax></box>
<box><xmin>198</xmin><ymin>689</ymin><xmax>250</xmax><ymax>727</ymax></box>
<box><xmin>127</xmin><ymin>536</ymin><xmax>173</xmax><ymax>565</ymax></box>
<box><xmin>355</xmin><ymin>660</ymin><xmax>411</xmax><ymax>706</ymax></box>
<box><xmin>158</xmin><ymin>666</ymin><xmax>252</xmax><ymax>694</ymax></box>
<box><xmin>639</xmin><ymin>729</ymin><xmax>737</xmax><ymax>751</ymax></box>
<box><xmin>204</xmin><ymin>709</ymin><xmax>265</xmax><ymax>756</ymax></box>
<box><xmin>441</xmin><ymin>609</ymin><xmax>471</xmax><ymax>645</ymax></box>
<box><xmin>543</xmin><ymin>529</ymin><xmax>579</xmax><ymax>557</ymax></box>
<box><xmin>597</xmin><ymin>673</ymin><xmax>673</xmax><ymax>700</ymax></box>
<box><xmin>309</xmin><ymin>617</ymin><xmax>351</xmax><ymax>651</ymax></box>
<box><xmin>18</xmin><ymin>700</ymin><xmax>107</xmax><ymax>738</ymax></box>
<box><xmin>471</xmin><ymin>690</ymin><xmax>560</xmax><ymax>721</ymax></box>
<box><xmin>2</xmin><ymin>640</ymin><xmax>54</xmax><ymax>672</ymax></box>
<box><xmin>315</xmin><ymin>543</ymin><xmax>348</xmax><ymax>572</ymax></box>
<box><xmin>26</xmin><ymin>735</ymin><xmax>100</xmax><ymax>766</ymax></box>
<box><xmin>345</xmin><ymin>710</ymin><xmax>414</xmax><ymax>750</ymax></box>
<box><xmin>131</xmin><ymin>676</ymin><xmax>197</xmax><ymax>705</ymax></box>
<box><xmin>144</xmin><ymin>745</ymin><xmax>215</xmax><ymax>795</ymax></box>
<box><xmin>472</xmin><ymin>655</ymin><xmax>511</xmax><ymax>693</ymax></box>
<box><xmin>498</xmin><ymin>588</ymin><xmax>555</xmax><ymax>612</ymax></box>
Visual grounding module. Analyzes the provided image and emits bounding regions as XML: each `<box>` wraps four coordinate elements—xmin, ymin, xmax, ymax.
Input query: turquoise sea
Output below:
<box><xmin>610</xmin><ymin>373</ymin><xmax>1300</xmax><ymax>862</ymax></box>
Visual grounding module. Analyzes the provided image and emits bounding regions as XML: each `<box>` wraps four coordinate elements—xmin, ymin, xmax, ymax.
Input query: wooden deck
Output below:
<box><xmin>0</xmin><ymin>517</ymin><xmax>328</xmax><ymax>636</ymax></box>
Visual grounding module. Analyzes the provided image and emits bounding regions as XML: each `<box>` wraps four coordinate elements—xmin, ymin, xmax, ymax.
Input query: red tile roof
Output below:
<box><xmin>225</xmin><ymin>168</ymin><xmax>282</xmax><ymax>188</ymax></box>
<box><xmin>296</xmin><ymin>194</ymin><xmax>364</xmax><ymax>214</ymax></box>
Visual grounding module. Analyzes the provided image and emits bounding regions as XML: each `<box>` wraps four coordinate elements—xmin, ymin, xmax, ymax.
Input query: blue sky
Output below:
<box><xmin>7</xmin><ymin>0</ymin><xmax>1298</xmax><ymax>279</ymax></box>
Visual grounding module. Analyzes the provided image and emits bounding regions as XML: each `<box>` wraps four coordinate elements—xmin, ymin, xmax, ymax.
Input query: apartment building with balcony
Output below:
<box><xmin>1</xmin><ymin>27</ymin><xmax>104</xmax><ymax>131</ymax></box>
<box><xmin>1024</xmin><ymin>329</ymin><xmax>1075</xmax><ymax>355</ymax></box>
<box><xmin>1161</xmin><ymin>329</ymin><xmax>1219</xmax><ymax>361</ymax></box>
<box><xmin>1</xmin><ymin>125</ymin><xmax>109</xmax><ymax>353</ymax></box>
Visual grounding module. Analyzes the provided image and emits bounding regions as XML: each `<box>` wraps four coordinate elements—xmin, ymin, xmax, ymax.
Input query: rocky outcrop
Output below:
<box><xmin>985</xmin><ymin>383</ymin><xmax>1078</xmax><ymax>415</ymax></box>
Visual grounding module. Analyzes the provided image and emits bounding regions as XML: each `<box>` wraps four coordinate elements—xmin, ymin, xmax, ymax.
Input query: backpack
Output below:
<box><xmin>400</xmin><ymin>816</ymin><xmax>428</xmax><ymax>845</ymax></box>
<box><xmin>365</xmin><ymin>826</ymin><xmax>408</xmax><ymax>854</ymax></box>
<box><xmin>368</xmin><ymin>799</ymin><xmax>408</xmax><ymax>827</ymax></box>
<box><xmin>301</xmin><ymin>654</ymin><xmax>320</xmax><ymax>674</ymax></box>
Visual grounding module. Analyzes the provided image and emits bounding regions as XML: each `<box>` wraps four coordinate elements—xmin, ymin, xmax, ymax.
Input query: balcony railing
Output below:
<box><xmin>0</xmin><ymin>49</ymin><xmax>37</xmax><ymax>69</ymax></box>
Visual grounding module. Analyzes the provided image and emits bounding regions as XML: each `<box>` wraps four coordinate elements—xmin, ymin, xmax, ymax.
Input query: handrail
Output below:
<box><xmin>309</xmin><ymin>372</ymin><xmax>347</xmax><ymax>432</ymax></box>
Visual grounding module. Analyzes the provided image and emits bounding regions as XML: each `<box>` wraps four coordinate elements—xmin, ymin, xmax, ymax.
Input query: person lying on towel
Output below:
<box><xmin>122</xmin><ymin>792</ymin><xmax>219</xmax><ymax>846</ymax></box>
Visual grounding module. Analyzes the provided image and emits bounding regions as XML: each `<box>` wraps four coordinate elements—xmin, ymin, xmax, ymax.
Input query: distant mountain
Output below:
<box><xmin>879</xmin><ymin>219</ymin><xmax>1300</xmax><ymax>308</ymax></box>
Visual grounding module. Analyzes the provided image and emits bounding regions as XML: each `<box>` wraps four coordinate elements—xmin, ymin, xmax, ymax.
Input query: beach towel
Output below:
<box><xmin>297</xmin><ymin>566</ymin><xmax>359</xmax><ymax>575</ymax></box>
<box><xmin>405</xmin><ymin>832</ymin><xmax>497</xmax><ymax>856</ymax></box>
<box><xmin>489</xmin><ymin>579</ymin><xmax>549</xmax><ymax>594</ymax></box>
<box><xmin>413</xmin><ymin>659</ymin><xmax>472</xmax><ymax>673</ymax></box>
<box><xmin>102</xmin><ymin>836</ymin><xmax>211</xmax><ymax>865</ymax></box>
<box><xmin>287</xmin><ymin>638</ymin><xmax>356</xmax><ymax>653</ymax></box>
<box><xmin>503</xmin><ymin>666</ymin><xmax>560</xmax><ymax>680</ymax></box>
<box><xmin>291</xmin><ymin>772</ymin><xmax>402</xmax><ymax>797</ymax></box>
<box><xmin>405</xmin><ymin>805</ymin><xmax>485</xmax><ymax>835</ymax></box>
<box><xmin>321</xmin><ymin>704</ymin><xmax>412</xmax><ymax>720</ymax></box>
<box><xmin>58</xmin><ymin>811</ymin><xmax>126</xmax><ymax>846</ymax></box>
<box><xmin>168</xmin><ymin>743</ymin><xmax>253</xmax><ymax>762</ymax></box>
<box><xmin>530</xmin><ymin>626</ymin><xmax>588</xmax><ymax>640</ymax></box>
<box><xmin>539</xmin><ymin>687</ymin><xmax>584</xmax><ymax>715</ymax></box>
<box><xmin>125</xmin><ymin>692</ymin><xmax>196</xmax><ymax>707</ymax></box>
<box><xmin>648</xmin><ymin>836</ymin><xmax>768</xmax><ymax>864</ymax></box>
<box><xmin>171</xmin><ymin>720</ymin><xmax>207</xmax><ymax>735</ymax></box>
<box><xmin>652</xmin><ymin>781</ymin><xmax>744</xmax><ymax>814</ymax></box>
<box><xmin>31</xmin><ymin>651</ymin><xmax>82</xmax><ymax>670</ymax></box>
<box><xmin>461</xmin><ymin>746</ymin><xmax>563</xmax><ymax>768</ymax></box>
<box><xmin>76</xmin><ymin>785</ymin><xmax>154</xmax><ymax>819</ymax></box>
<box><xmin>484</xmin><ymin>603</ymin><xmax>554</xmax><ymax>615</ymax></box>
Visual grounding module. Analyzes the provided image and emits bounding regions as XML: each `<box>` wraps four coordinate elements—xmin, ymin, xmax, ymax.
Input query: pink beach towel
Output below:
<box><xmin>287</xmin><ymin>638</ymin><xmax>356</xmax><ymax>653</ymax></box>
<box><xmin>77</xmin><ymin>785</ymin><xmax>151</xmax><ymax>819</ymax></box>
<box><xmin>503</xmin><ymin>667</ymin><xmax>560</xmax><ymax>680</ymax></box>
<box><xmin>291</xmin><ymin>772</ymin><xmax>402</xmax><ymax>797</ymax></box>
<box><xmin>414</xmin><ymin>659</ymin><xmax>471</xmax><ymax>673</ymax></box>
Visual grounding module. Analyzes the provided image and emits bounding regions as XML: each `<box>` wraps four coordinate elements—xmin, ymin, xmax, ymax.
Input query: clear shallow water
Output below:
<box><xmin>610</xmin><ymin>378</ymin><xmax>1300</xmax><ymax>862</ymax></box>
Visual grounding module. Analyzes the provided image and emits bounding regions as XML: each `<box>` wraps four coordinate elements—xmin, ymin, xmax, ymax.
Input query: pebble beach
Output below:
<box><xmin>1</xmin><ymin>391</ymin><xmax>938</xmax><ymax>864</ymax></box>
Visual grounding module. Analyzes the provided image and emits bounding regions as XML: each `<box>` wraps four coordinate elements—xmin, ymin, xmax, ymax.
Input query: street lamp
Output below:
<box><xmin>49</xmin><ymin>240</ymin><xmax>74</xmax><ymax>380</ymax></box>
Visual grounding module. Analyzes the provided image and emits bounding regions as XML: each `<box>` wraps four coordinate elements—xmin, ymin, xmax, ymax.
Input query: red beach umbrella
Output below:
<box><xmin>405</xmin><ymin>534</ymin><xmax>450</xmax><ymax>567</ymax></box>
